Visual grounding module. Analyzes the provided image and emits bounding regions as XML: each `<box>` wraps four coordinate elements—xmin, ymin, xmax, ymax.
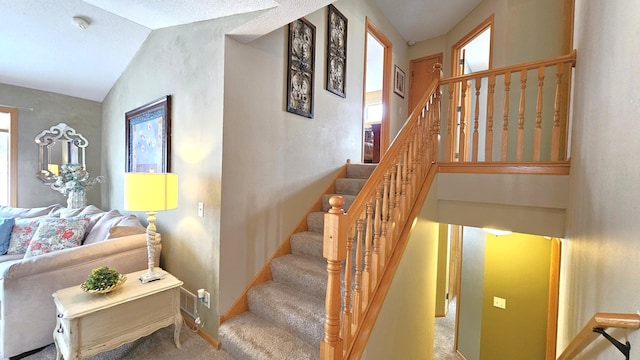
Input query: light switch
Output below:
<box><xmin>493</xmin><ymin>296</ymin><xmax>506</xmax><ymax>309</ymax></box>
<box><xmin>198</xmin><ymin>202</ymin><xmax>204</xmax><ymax>217</ymax></box>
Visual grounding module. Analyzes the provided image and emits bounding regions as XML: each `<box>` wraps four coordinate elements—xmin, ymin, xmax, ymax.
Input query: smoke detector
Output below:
<box><xmin>72</xmin><ymin>16</ymin><xmax>90</xmax><ymax>30</ymax></box>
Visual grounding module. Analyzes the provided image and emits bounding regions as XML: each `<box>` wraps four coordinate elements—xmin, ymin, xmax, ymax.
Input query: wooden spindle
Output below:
<box><xmin>552</xmin><ymin>64</ymin><xmax>564</xmax><ymax>161</ymax></box>
<box><xmin>394</xmin><ymin>159</ymin><xmax>403</xmax><ymax>227</ymax></box>
<box><xmin>447</xmin><ymin>83</ymin><xmax>455</xmax><ymax>161</ymax></box>
<box><xmin>341</xmin><ymin>226</ymin><xmax>355</xmax><ymax>347</ymax></box>
<box><xmin>387</xmin><ymin>165</ymin><xmax>397</xmax><ymax>254</ymax></box>
<box><xmin>321</xmin><ymin>196</ymin><xmax>346</xmax><ymax>360</ymax></box>
<box><xmin>473</xmin><ymin>77</ymin><xmax>481</xmax><ymax>162</ymax></box>
<box><xmin>485</xmin><ymin>74</ymin><xmax>496</xmax><ymax>162</ymax></box>
<box><xmin>459</xmin><ymin>81</ymin><xmax>468</xmax><ymax>162</ymax></box>
<box><xmin>401</xmin><ymin>144</ymin><xmax>410</xmax><ymax>217</ymax></box>
<box><xmin>352</xmin><ymin>217</ymin><xmax>364</xmax><ymax>327</ymax></box>
<box><xmin>434</xmin><ymin>89</ymin><xmax>442</xmax><ymax>158</ymax></box>
<box><xmin>534</xmin><ymin>66</ymin><xmax>545</xmax><ymax>161</ymax></box>
<box><xmin>379</xmin><ymin>172</ymin><xmax>390</xmax><ymax>266</ymax></box>
<box><xmin>362</xmin><ymin>201</ymin><xmax>373</xmax><ymax>303</ymax></box>
<box><xmin>501</xmin><ymin>72</ymin><xmax>511</xmax><ymax>161</ymax></box>
<box><xmin>517</xmin><ymin>69</ymin><xmax>527</xmax><ymax>162</ymax></box>
<box><xmin>372</xmin><ymin>186</ymin><xmax>382</xmax><ymax>281</ymax></box>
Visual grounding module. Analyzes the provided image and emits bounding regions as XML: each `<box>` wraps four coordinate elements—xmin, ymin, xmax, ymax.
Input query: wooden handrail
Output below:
<box><xmin>439</xmin><ymin>51</ymin><xmax>576</xmax><ymax>85</ymax></box>
<box><xmin>346</xmin><ymin>77</ymin><xmax>440</xmax><ymax>225</ymax></box>
<box><xmin>321</xmin><ymin>71</ymin><xmax>441</xmax><ymax>359</ymax></box>
<box><xmin>557</xmin><ymin>313</ymin><xmax>640</xmax><ymax>360</ymax></box>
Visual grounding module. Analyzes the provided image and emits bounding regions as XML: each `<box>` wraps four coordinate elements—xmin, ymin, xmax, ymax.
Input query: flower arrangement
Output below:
<box><xmin>51</xmin><ymin>163</ymin><xmax>105</xmax><ymax>195</ymax></box>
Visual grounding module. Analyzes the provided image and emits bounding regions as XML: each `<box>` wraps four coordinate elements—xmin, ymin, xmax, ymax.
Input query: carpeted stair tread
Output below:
<box><xmin>306</xmin><ymin>212</ymin><xmax>326</xmax><ymax>234</ymax></box>
<box><xmin>247</xmin><ymin>281</ymin><xmax>325</xmax><ymax>347</ymax></box>
<box><xmin>322</xmin><ymin>193</ymin><xmax>356</xmax><ymax>212</ymax></box>
<box><xmin>219</xmin><ymin>311</ymin><xmax>319</xmax><ymax>360</ymax></box>
<box><xmin>335</xmin><ymin>178</ymin><xmax>367</xmax><ymax>195</ymax></box>
<box><xmin>290</xmin><ymin>231</ymin><xmax>324</xmax><ymax>260</ymax></box>
<box><xmin>346</xmin><ymin>163</ymin><xmax>376</xmax><ymax>179</ymax></box>
<box><xmin>271</xmin><ymin>254</ymin><xmax>327</xmax><ymax>298</ymax></box>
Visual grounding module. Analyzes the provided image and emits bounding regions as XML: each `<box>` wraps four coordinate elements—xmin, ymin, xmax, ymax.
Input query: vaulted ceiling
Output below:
<box><xmin>0</xmin><ymin>0</ymin><xmax>479</xmax><ymax>102</ymax></box>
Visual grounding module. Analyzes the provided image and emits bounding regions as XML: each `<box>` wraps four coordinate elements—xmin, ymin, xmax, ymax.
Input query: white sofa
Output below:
<box><xmin>0</xmin><ymin>204</ymin><xmax>161</xmax><ymax>359</ymax></box>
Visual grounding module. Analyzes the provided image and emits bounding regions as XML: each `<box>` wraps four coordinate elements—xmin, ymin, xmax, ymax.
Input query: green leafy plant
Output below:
<box><xmin>84</xmin><ymin>266</ymin><xmax>121</xmax><ymax>291</ymax></box>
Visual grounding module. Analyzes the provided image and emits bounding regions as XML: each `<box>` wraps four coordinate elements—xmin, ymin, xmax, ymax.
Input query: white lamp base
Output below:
<box><xmin>140</xmin><ymin>212</ymin><xmax>163</xmax><ymax>284</ymax></box>
<box><xmin>139</xmin><ymin>269</ymin><xmax>164</xmax><ymax>283</ymax></box>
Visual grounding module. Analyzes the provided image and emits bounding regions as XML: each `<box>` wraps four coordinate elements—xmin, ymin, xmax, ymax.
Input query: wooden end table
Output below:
<box><xmin>52</xmin><ymin>268</ymin><xmax>183</xmax><ymax>360</ymax></box>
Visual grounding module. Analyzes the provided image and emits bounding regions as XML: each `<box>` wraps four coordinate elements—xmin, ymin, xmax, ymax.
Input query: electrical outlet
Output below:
<box><xmin>202</xmin><ymin>290</ymin><xmax>210</xmax><ymax>308</ymax></box>
<box><xmin>493</xmin><ymin>296</ymin><xmax>506</xmax><ymax>309</ymax></box>
<box><xmin>198</xmin><ymin>202</ymin><xmax>204</xmax><ymax>217</ymax></box>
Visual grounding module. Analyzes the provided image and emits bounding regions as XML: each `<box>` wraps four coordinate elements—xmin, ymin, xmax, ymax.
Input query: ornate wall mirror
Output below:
<box><xmin>35</xmin><ymin>123</ymin><xmax>88</xmax><ymax>184</ymax></box>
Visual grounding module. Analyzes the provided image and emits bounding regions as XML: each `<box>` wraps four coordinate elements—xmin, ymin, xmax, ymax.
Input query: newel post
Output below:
<box><xmin>321</xmin><ymin>196</ymin><xmax>347</xmax><ymax>360</ymax></box>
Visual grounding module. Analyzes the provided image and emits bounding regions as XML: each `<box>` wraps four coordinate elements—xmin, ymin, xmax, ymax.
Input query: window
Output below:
<box><xmin>0</xmin><ymin>107</ymin><xmax>17</xmax><ymax>206</ymax></box>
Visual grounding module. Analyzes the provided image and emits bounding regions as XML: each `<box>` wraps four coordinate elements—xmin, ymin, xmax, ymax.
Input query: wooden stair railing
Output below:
<box><xmin>557</xmin><ymin>313</ymin><xmax>640</xmax><ymax>360</ymax></box>
<box><xmin>440</xmin><ymin>51</ymin><xmax>577</xmax><ymax>163</ymax></box>
<box><xmin>321</xmin><ymin>73</ymin><xmax>441</xmax><ymax>359</ymax></box>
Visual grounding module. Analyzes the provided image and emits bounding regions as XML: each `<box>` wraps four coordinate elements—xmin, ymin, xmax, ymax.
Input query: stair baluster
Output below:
<box><xmin>534</xmin><ymin>66</ymin><xmax>545</xmax><ymax>161</ymax></box>
<box><xmin>517</xmin><ymin>69</ymin><xmax>527</xmax><ymax>161</ymax></box>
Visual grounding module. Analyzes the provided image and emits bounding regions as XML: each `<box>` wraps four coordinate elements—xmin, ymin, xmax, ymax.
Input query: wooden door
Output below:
<box><xmin>408</xmin><ymin>53</ymin><xmax>443</xmax><ymax>113</ymax></box>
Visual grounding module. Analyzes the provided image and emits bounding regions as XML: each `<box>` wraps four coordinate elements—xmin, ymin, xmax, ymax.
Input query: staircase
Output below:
<box><xmin>219</xmin><ymin>163</ymin><xmax>376</xmax><ymax>360</ymax></box>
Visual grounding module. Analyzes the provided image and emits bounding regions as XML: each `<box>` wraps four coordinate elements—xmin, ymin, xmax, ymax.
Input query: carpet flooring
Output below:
<box><xmin>434</xmin><ymin>297</ymin><xmax>459</xmax><ymax>360</ymax></box>
<box><xmin>19</xmin><ymin>325</ymin><xmax>234</xmax><ymax>360</ymax></box>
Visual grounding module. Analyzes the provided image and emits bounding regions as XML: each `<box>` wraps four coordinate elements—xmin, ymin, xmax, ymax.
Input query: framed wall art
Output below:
<box><xmin>286</xmin><ymin>18</ymin><xmax>316</xmax><ymax>118</ymax></box>
<box><xmin>326</xmin><ymin>4</ymin><xmax>347</xmax><ymax>98</ymax></box>
<box><xmin>393</xmin><ymin>65</ymin><xmax>406</xmax><ymax>98</ymax></box>
<box><xmin>125</xmin><ymin>95</ymin><xmax>171</xmax><ymax>173</ymax></box>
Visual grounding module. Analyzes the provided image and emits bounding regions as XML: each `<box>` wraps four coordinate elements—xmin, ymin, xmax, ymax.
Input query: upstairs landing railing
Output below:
<box><xmin>321</xmin><ymin>77</ymin><xmax>441</xmax><ymax>359</ymax></box>
<box><xmin>440</xmin><ymin>51</ymin><xmax>576</xmax><ymax>163</ymax></box>
<box><xmin>319</xmin><ymin>51</ymin><xmax>578</xmax><ymax>360</ymax></box>
<box><xmin>557</xmin><ymin>313</ymin><xmax>640</xmax><ymax>360</ymax></box>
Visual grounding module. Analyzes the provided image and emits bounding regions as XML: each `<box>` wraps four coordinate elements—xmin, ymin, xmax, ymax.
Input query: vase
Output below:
<box><xmin>67</xmin><ymin>188</ymin><xmax>86</xmax><ymax>209</ymax></box>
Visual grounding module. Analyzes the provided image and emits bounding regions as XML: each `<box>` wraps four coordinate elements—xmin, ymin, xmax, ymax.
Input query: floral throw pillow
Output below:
<box><xmin>7</xmin><ymin>217</ymin><xmax>42</xmax><ymax>255</ymax></box>
<box><xmin>24</xmin><ymin>217</ymin><xmax>90</xmax><ymax>258</ymax></box>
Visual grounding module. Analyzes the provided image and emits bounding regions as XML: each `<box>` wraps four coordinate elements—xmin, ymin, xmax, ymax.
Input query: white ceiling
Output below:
<box><xmin>369</xmin><ymin>0</ymin><xmax>482</xmax><ymax>44</ymax></box>
<box><xmin>0</xmin><ymin>0</ymin><xmax>480</xmax><ymax>103</ymax></box>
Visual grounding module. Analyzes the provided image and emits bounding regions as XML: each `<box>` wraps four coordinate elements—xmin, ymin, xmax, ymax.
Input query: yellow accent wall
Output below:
<box><xmin>479</xmin><ymin>233</ymin><xmax>551</xmax><ymax>360</ymax></box>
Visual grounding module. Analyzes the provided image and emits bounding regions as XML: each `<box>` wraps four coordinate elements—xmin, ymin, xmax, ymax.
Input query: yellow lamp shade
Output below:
<box><xmin>48</xmin><ymin>164</ymin><xmax>59</xmax><ymax>176</ymax></box>
<box><xmin>124</xmin><ymin>173</ymin><xmax>178</xmax><ymax>212</ymax></box>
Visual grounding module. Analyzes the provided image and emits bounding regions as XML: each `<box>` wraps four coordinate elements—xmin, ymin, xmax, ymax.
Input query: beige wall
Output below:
<box><xmin>101</xmin><ymin>0</ymin><xmax>412</xmax><ymax>337</ymax></box>
<box><xmin>410</xmin><ymin>0</ymin><xmax>565</xmax><ymax>162</ymax></box>
<box><xmin>219</xmin><ymin>0</ymin><xmax>410</xmax><ymax>312</ymax></box>
<box><xmin>0</xmin><ymin>83</ymin><xmax>102</xmax><ymax>208</ymax></box>
<box><xmin>361</xmin><ymin>183</ymin><xmax>439</xmax><ymax>359</ymax></box>
<box><xmin>411</xmin><ymin>0</ymin><xmax>563</xmax><ymax>77</ymax></box>
<box><xmin>101</xmin><ymin>13</ymin><xmax>254</xmax><ymax>337</ymax></box>
<box><xmin>437</xmin><ymin>173</ymin><xmax>568</xmax><ymax>237</ymax></box>
<box><xmin>558</xmin><ymin>0</ymin><xmax>640</xmax><ymax>358</ymax></box>
<box><xmin>457</xmin><ymin>226</ymin><xmax>485</xmax><ymax>359</ymax></box>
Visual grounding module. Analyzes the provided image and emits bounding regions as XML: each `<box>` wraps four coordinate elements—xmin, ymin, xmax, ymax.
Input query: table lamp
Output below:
<box><xmin>124</xmin><ymin>172</ymin><xmax>178</xmax><ymax>283</ymax></box>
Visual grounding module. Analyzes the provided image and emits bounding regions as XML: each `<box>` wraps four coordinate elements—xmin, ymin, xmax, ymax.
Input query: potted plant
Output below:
<box><xmin>81</xmin><ymin>266</ymin><xmax>126</xmax><ymax>294</ymax></box>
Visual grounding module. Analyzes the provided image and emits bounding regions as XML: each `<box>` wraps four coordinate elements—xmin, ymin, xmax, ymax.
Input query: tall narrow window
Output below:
<box><xmin>0</xmin><ymin>107</ymin><xmax>17</xmax><ymax>206</ymax></box>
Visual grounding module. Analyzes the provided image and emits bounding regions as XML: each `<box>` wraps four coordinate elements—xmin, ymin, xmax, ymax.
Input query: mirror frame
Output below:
<box><xmin>35</xmin><ymin>123</ymin><xmax>88</xmax><ymax>184</ymax></box>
